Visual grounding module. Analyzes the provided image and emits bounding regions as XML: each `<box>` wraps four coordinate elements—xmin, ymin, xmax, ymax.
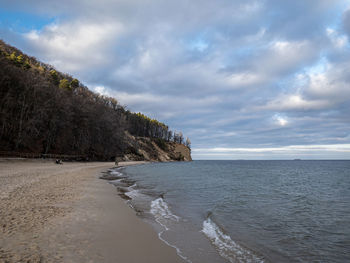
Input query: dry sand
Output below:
<box><xmin>0</xmin><ymin>159</ymin><xmax>184</xmax><ymax>263</ymax></box>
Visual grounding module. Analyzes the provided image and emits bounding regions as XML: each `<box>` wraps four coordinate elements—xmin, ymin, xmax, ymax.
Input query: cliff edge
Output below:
<box><xmin>120</xmin><ymin>132</ymin><xmax>192</xmax><ymax>162</ymax></box>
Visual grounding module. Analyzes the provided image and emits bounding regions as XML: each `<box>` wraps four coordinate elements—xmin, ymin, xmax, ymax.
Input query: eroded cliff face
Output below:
<box><xmin>119</xmin><ymin>132</ymin><xmax>192</xmax><ymax>162</ymax></box>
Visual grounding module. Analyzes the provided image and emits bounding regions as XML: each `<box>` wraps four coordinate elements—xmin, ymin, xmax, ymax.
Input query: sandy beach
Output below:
<box><xmin>0</xmin><ymin>159</ymin><xmax>184</xmax><ymax>263</ymax></box>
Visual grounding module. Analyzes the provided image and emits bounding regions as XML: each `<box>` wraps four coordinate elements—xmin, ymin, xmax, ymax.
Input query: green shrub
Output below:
<box><xmin>59</xmin><ymin>78</ymin><xmax>71</xmax><ymax>90</ymax></box>
<box><xmin>71</xmin><ymin>78</ymin><xmax>79</xmax><ymax>89</ymax></box>
<box><xmin>49</xmin><ymin>70</ymin><xmax>59</xmax><ymax>85</ymax></box>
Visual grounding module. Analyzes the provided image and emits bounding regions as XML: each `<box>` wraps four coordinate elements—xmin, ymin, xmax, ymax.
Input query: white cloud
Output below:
<box><xmin>273</xmin><ymin>114</ymin><xmax>288</xmax><ymax>126</ymax></box>
<box><xmin>263</xmin><ymin>40</ymin><xmax>317</xmax><ymax>75</ymax></box>
<box><xmin>224</xmin><ymin>40</ymin><xmax>319</xmax><ymax>92</ymax></box>
<box><xmin>326</xmin><ymin>27</ymin><xmax>348</xmax><ymax>48</ymax></box>
<box><xmin>305</xmin><ymin>61</ymin><xmax>350</xmax><ymax>101</ymax></box>
<box><xmin>115</xmin><ymin>92</ymin><xmax>164</xmax><ymax>105</ymax></box>
<box><xmin>226</xmin><ymin>72</ymin><xmax>266</xmax><ymax>88</ymax></box>
<box><xmin>192</xmin><ymin>144</ymin><xmax>350</xmax><ymax>160</ymax></box>
<box><xmin>90</xmin><ymin>84</ymin><xmax>223</xmax><ymax>119</ymax></box>
<box><xmin>259</xmin><ymin>54</ymin><xmax>350</xmax><ymax>112</ymax></box>
<box><xmin>93</xmin><ymin>86</ymin><xmax>110</xmax><ymax>96</ymax></box>
<box><xmin>262</xmin><ymin>94</ymin><xmax>332</xmax><ymax>111</ymax></box>
<box><xmin>308</xmin><ymin>73</ymin><xmax>345</xmax><ymax>97</ymax></box>
<box><xmin>193</xmin><ymin>144</ymin><xmax>350</xmax><ymax>153</ymax></box>
<box><xmin>24</xmin><ymin>20</ymin><xmax>124</xmax><ymax>72</ymax></box>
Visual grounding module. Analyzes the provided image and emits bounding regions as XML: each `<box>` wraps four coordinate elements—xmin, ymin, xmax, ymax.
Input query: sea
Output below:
<box><xmin>107</xmin><ymin>160</ymin><xmax>350</xmax><ymax>263</ymax></box>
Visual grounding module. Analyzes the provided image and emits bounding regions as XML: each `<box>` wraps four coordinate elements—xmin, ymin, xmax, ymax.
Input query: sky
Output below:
<box><xmin>1</xmin><ymin>0</ymin><xmax>350</xmax><ymax>160</ymax></box>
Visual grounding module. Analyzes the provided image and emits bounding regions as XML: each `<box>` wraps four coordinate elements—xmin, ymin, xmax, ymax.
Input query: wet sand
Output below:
<box><xmin>0</xmin><ymin>159</ymin><xmax>183</xmax><ymax>263</ymax></box>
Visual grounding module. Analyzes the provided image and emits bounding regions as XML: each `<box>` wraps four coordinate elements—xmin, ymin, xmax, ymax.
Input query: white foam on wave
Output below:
<box><xmin>109</xmin><ymin>178</ymin><xmax>122</xmax><ymax>183</ymax></box>
<box><xmin>202</xmin><ymin>218</ymin><xmax>264</xmax><ymax>263</ymax></box>
<box><xmin>150</xmin><ymin>198</ymin><xmax>192</xmax><ymax>263</ymax></box>
<box><xmin>109</xmin><ymin>170</ymin><xmax>123</xmax><ymax>176</ymax></box>
<box><xmin>125</xmin><ymin>188</ymin><xmax>140</xmax><ymax>199</ymax></box>
<box><xmin>151</xmin><ymin>198</ymin><xmax>180</xmax><ymax>224</ymax></box>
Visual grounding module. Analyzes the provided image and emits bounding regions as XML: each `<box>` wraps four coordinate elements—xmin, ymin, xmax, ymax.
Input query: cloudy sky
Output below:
<box><xmin>1</xmin><ymin>0</ymin><xmax>350</xmax><ymax>159</ymax></box>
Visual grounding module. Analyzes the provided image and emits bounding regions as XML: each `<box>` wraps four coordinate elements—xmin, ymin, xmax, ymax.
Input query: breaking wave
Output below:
<box><xmin>150</xmin><ymin>198</ymin><xmax>180</xmax><ymax>224</ymax></box>
<box><xmin>202</xmin><ymin>217</ymin><xmax>264</xmax><ymax>263</ymax></box>
<box><xmin>150</xmin><ymin>198</ymin><xmax>191</xmax><ymax>263</ymax></box>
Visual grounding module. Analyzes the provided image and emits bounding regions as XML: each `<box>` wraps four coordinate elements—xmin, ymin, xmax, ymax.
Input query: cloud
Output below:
<box><xmin>23</xmin><ymin>20</ymin><xmax>124</xmax><ymax>72</ymax></box>
<box><xmin>273</xmin><ymin>114</ymin><xmax>288</xmax><ymax>126</ymax></box>
<box><xmin>343</xmin><ymin>8</ymin><xmax>350</xmax><ymax>37</ymax></box>
<box><xmin>264</xmin><ymin>40</ymin><xmax>318</xmax><ymax>75</ymax></box>
<box><xmin>192</xmin><ymin>144</ymin><xmax>350</xmax><ymax>160</ymax></box>
<box><xmin>1</xmin><ymin>0</ymin><xmax>350</xmax><ymax>159</ymax></box>
<box><xmin>93</xmin><ymin>85</ymin><xmax>222</xmax><ymax>120</ymax></box>
<box><xmin>194</xmin><ymin>144</ymin><xmax>350</xmax><ymax>153</ymax></box>
<box><xmin>261</xmin><ymin>94</ymin><xmax>332</xmax><ymax>111</ymax></box>
<box><xmin>306</xmin><ymin>62</ymin><xmax>350</xmax><ymax>101</ymax></box>
<box><xmin>226</xmin><ymin>72</ymin><xmax>267</xmax><ymax>89</ymax></box>
<box><xmin>326</xmin><ymin>28</ymin><xmax>348</xmax><ymax>48</ymax></box>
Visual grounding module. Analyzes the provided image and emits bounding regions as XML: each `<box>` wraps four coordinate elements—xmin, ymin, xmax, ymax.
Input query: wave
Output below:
<box><xmin>108</xmin><ymin>169</ymin><xmax>190</xmax><ymax>262</ymax></box>
<box><xmin>125</xmin><ymin>188</ymin><xmax>141</xmax><ymax>199</ymax></box>
<box><xmin>150</xmin><ymin>198</ymin><xmax>180</xmax><ymax>226</ymax></box>
<box><xmin>202</xmin><ymin>217</ymin><xmax>264</xmax><ymax>263</ymax></box>
<box><xmin>109</xmin><ymin>170</ymin><xmax>124</xmax><ymax>176</ymax></box>
<box><xmin>150</xmin><ymin>198</ymin><xmax>192</xmax><ymax>263</ymax></box>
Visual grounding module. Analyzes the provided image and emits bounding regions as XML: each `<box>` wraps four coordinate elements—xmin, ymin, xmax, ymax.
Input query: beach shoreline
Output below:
<box><xmin>0</xmin><ymin>159</ymin><xmax>184</xmax><ymax>263</ymax></box>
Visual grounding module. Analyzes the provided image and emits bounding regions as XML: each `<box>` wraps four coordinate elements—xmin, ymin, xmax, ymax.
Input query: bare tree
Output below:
<box><xmin>179</xmin><ymin>132</ymin><xmax>184</xmax><ymax>144</ymax></box>
<box><xmin>185</xmin><ymin>137</ymin><xmax>191</xmax><ymax>149</ymax></box>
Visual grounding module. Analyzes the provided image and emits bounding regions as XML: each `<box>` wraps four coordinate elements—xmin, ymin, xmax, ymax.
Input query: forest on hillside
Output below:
<box><xmin>0</xmin><ymin>40</ymin><xmax>190</xmax><ymax>160</ymax></box>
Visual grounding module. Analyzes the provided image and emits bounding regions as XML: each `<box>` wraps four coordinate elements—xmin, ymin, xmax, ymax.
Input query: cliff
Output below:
<box><xmin>120</xmin><ymin>132</ymin><xmax>192</xmax><ymax>162</ymax></box>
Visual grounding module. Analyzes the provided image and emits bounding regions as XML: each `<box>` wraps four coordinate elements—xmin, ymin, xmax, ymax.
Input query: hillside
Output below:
<box><xmin>0</xmin><ymin>40</ymin><xmax>191</xmax><ymax>162</ymax></box>
<box><xmin>123</xmin><ymin>132</ymin><xmax>192</xmax><ymax>162</ymax></box>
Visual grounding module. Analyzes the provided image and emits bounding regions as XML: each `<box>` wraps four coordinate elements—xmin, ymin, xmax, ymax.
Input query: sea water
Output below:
<box><xmin>109</xmin><ymin>160</ymin><xmax>350</xmax><ymax>263</ymax></box>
